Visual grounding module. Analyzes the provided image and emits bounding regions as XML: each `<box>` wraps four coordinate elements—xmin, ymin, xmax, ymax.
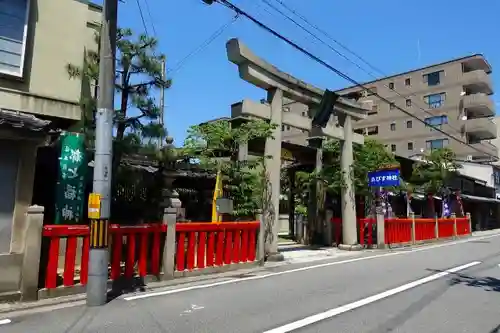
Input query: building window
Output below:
<box><xmin>406</xmin><ymin>99</ymin><xmax>411</xmax><ymax>107</ymax></box>
<box><xmin>424</xmin><ymin>92</ymin><xmax>446</xmax><ymax>109</ymax></box>
<box><xmin>281</xmin><ymin>125</ymin><xmax>285</xmax><ymax>131</ymax></box>
<box><xmin>391</xmin><ymin>144</ymin><xmax>396</xmax><ymax>152</ymax></box>
<box><xmin>390</xmin><ymin>123</ymin><xmax>396</xmax><ymax>131</ymax></box>
<box><xmin>426</xmin><ymin>139</ymin><xmax>449</xmax><ymax>150</ymax></box>
<box><xmin>388</xmin><ymin>82</ymin><xmax>394</xmax><ymax>89</ymax></box>
<box><xmin>302</xmin><ymin>111</ymin><xmax>307</xmax><ymax>116</ymax></box>
<box><xmin>425</xmin><ymin>115</ymin><xmax>448</xmax><ymax>130</ymax></box>
<box><xmin>0</xmin><ymin>0</ymin><xmax>30</xmax><ymax>77</ymax></box>
<box><xmin>407</xmin><ymin>142</ymin><xmax>413</xmax><ymax>150</ymax></box>
<box><xmin>423</xmin><ymin>70</ymin><xmax>443</xmax><ymax>86</ymax></box>
<box><xmin>286</xmin><ymin>125</ymin><xmax>290</xmax><ymax>131</ymax></box>
<box><xmin>407</xmin><ymin>120</ymin><xmax>412</xmax><ymax>128</ymax></box>
<box><xmin>390</xmin><ymin>102</ymin><xmax>396</xmax><ymax>110</ymax></box>
<box><xmin>405</xmin><ymin>78</ymin><xmax>411</xmax><ymax>86</ymax></box>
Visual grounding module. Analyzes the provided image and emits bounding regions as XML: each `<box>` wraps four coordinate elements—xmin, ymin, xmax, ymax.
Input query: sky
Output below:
<box><xmin>110</xmin><ymin>0</ymin><xmax>500</xmax><ymax>145</ymax></box>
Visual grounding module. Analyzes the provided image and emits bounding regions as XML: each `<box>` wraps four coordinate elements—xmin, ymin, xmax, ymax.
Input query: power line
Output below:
<box><xmin>135</xmin><ymin>0</ymin><xmax>149</xmax><ymax>36</ymax></box>
<box><xmin>167</xmin><ymin>14</ymin><xmax>239</xmax><ymax>76</ymax></box>
<box><xmin>142</xmin><ymin>0</ymin><xmax>158</xmax><ymax>36</ymax></box>
<box><xmin>211</xmin><ymin>0</ymin><xmax>497</xmax><ymax>161</ymax></box>
<box><xmin>262</xmin><ymin>0</ymin><xmax>488</xmax><ymax>155</ymax></box>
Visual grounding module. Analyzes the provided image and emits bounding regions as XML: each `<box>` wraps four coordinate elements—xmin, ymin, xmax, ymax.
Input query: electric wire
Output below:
<box><xmin>167</xmin><ymin>14</ymin><xmax>239</xmax><ymax>76</ymax></box>
<box><xmin>212</xmin><ymin>0</ymin><xmax>497</xmax><ymax>161</ymax></box>
<box><xmin>262</xmin><ymin>0</ymin><xmax>489</xmax><ymax>156</ymax></box>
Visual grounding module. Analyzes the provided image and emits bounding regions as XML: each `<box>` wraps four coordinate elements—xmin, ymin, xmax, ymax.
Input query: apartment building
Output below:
<box><xmin>0</xmin><ymin>0</ymin><xmax>100</xmax><ymax>260</ymax></box>
<box><xmin>283</xmin><ymin>55</ymin><xmax>496</xmax><ymax>161</ymax></box>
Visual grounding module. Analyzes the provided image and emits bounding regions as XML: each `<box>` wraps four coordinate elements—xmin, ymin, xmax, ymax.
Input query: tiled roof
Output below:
<box><xmin>0</xmin><ymin>109</ymin><xmax>51</xmax><ymax>131</ymax></box>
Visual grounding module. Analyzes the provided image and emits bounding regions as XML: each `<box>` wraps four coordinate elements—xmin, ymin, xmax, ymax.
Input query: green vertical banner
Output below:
<box><xmin>55</xmin><ymin>132</ymin><xmax>87</xmax><ymax>224</ymax></box>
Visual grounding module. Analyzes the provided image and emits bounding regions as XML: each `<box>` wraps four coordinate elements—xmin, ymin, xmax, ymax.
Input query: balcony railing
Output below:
<box><xmin>465</xmin><ymin>117</ymin><xmax>497</xmax><ymax>140</ymax></box>
<box><xmin>462</xmin><ymin>70</ymin><xmax>493</xmax><ymax>95</ymax></box>
<box><xmin>462</xmin><ymin>93</ymin><xmax>495</xmax><ymax>117</ymax></box>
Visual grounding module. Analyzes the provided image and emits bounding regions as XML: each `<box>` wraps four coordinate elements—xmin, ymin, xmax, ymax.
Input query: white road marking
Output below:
<box><xmin>0</xmin><ymin>319</ymin><xmax>12</xmax><ymax>325</ymax></box>
<box><xmin>262</xmin><ymin>261</ymin><xmax>481</xmax><ymax>333</ymax></box>
<box><xmin>180</xmin><ymin>304</ymin><xmax>205</xmax><ymax>316</ymax></box>
<box><xmin>123</xmin><ymin>233</ymin><xmax>498</xmax><ymax>301</ymax></box>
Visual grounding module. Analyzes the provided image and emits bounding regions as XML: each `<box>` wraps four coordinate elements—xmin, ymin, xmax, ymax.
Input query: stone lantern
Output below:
<box><xmin>157</xmin><ymin>136</ymin><xmax>182</xmax><ymax>212</ymax></box>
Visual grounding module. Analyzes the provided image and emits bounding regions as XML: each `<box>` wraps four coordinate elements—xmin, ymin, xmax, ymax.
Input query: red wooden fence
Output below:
<box><xmin>331</xmin><ymin>216</ymin><xmax>471</xmax><ymax>247</ymax></box>
<box><xmin>41</xmin><ymin>221</ymin><xmax>260</xmax><ymax>290</ymax></box>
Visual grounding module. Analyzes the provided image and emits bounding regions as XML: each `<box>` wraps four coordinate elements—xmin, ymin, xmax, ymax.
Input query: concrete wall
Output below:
<box><xmin>457</xmin><ymin>162</ymin><xmax>494</xmax><ymax>188</ymax></box>
<box><xmin>0</xmin><ymin>0</ymin><xmax>101</xmax><ymax>121</ymax></box>
<box><xmin>0</xmin><ymin>206</ymin><xmax>44</xmax><ymax>301</ymax></box>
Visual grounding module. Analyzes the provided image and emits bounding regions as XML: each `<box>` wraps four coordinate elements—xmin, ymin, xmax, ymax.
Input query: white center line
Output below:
<box><xmin>262</xmin><ymin>261</ymin><xmax>481</xmax><ymax>333</ymax></box>
<box><xmin>0</xmin><ymin>319</ymin><xmax>12</xmax><ymax>325</ymax></box>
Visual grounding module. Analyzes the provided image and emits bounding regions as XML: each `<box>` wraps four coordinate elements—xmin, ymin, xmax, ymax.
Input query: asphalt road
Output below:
<box><xmin>2</xmin><ymin>233</ymin><xmax>500</xmax><ymax>333</ymax></box>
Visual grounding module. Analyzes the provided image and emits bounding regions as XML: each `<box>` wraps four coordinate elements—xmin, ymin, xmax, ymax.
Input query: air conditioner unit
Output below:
<box><xmin>466</xmin><ymin>155</ymin><xmax>473</xmax><ymax>161</ymax></box>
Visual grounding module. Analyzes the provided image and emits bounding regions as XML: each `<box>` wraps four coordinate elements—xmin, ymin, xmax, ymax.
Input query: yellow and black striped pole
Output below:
<box><xmin>88</xmin><ymin>193</ymin><xmax>109</xmax><ymax>249</ymax></box>
<box><xmin>89</xmin><ymin>219</ymin><xmax>109</xmax><ymax>248</ymax></box>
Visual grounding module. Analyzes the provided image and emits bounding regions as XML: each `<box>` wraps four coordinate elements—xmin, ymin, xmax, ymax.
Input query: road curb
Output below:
<box><xmin>0</xmin><ymin>262</ymin><xmax>287</xmax><ymax>315</ymax></box>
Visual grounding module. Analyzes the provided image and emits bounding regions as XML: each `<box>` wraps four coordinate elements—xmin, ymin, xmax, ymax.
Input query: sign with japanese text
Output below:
<box><xmin>368</xmin><ymin>169</ymin><xmax>400</xmax><ymax>187</ymax></box>
<box><xmin>55</xmin><ymin>132</ymin><xmax>87</xmax><ymax>224</ymax></box>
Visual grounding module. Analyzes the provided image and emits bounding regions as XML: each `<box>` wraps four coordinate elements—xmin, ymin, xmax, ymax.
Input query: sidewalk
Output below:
<box><xmin>277</xmin><ymin>241</ymin><xmax>369</xmax><ymax>264</ymax></box>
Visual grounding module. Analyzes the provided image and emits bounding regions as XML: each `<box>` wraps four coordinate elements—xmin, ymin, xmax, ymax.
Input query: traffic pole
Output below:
<box><xmin>87</xmin><ymin>0</ymin><xmax>118</xmax><ymax>307</ymax></box>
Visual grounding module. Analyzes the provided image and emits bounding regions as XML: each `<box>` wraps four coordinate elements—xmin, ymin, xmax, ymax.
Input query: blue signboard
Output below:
<box><xmin>368</xmin><ymin>169</ymin><xmax>400</xmax><ymax>187</ymax></box>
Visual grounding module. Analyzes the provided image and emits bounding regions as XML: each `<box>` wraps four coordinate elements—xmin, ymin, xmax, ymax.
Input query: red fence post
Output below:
<box><xmin>197</xmin><ymin>231</ymin><xmax>207</xmax><ymax>269</ymax></box>
<box><xmin>206</xmin><ymin>231</ymin><xmax>215</xmax><ymax>267</ymax></box>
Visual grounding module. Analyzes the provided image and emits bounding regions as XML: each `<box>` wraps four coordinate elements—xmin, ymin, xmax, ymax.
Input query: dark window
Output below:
<box><xmin>406</xmin><ymin>99</ymin><xmax>411</xmax><ymax>107</ymax></box>
<box><xmin>281</xmin><ymin>125</ymin><xmax>285</xmax><ymax>131</ymax></box>
<box><xmin>407</xmin><ymin>120</ymin><xmax>412</xmax><ymax>128</ymax></box>
<box><xmin>388</xmin><ymin>82</ymin><xmax>394</xmax><ymax>89</ymax></box>
<box><xmin>391</xmin><ymin>144</ymin><xmax>396</xmax><ymax>152</ymax></box>
<box><xmin>390</xmin><ymin>123</ymin><xmax>396</xmax><ymax>131</ymax></box>
<box><xmin>426</xmin><ymin>139</ymin><xmax>449</xmax><ymax>150</ymax></box>
<box><xmin>405</xmin><ymin>78</ymin><xmax>411</xmax><ymax>86</ymax></box>
<box><xmin>424</xmin><ymin>93</ymin><xmax>446</xmax><ymax>109</ymax></box>
<box><xmin>390</xmin><ymin>103</ymin><xmax>396</xmax><ymax>109</ymax></box>
<box><xmin>425</xmin><ymin>115</ymin><xmax>448</xmax><ymax>130</ymax></box>
<box><xmin>423</xmin><ymin>71</ymin><xmax>443</xmax><ymax>86</ymax></box>
<box><xmin>407</xmin><ymin>142</ymin><xmax>413</xmax><ymax>150</ymax></box>
<box><xmin>286</xmin><ymin>125</ymin><xmax>290</xmax><ymax>131</ymax></box>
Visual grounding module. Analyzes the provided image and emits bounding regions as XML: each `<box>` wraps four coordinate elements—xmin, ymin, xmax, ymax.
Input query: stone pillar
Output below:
<box><xmin>162</xmin><ymin>207</ymin><xmax>177</xmax><ymax>280</ymax></box>
<box><xmin>410</xmin><ymin>212</ymin><xmax>416</xmax><ymax>244</ymax></box>
<box><xmin>376</xmin><ymin>210</ymin><xmax>386</xmax><ymax>249</ymax></box>
<box><xmin>238</xmin><ymin>141</ymin><xmax>249</xmax><ymax>161</ymax></box>
<box><xmin>20</xmin><ymin>205</ymin><xmax>44</xmax><ymax>301</ymax></box>
<box><xmin>338</xmin><ymin>114</ymin><xmax>360</xmax><ymax>250</ymax></box>
<box><xmin>256</xmin><ymin>213</ymin><xmax>265</xmax><ymax>266</ymax></box>
<box><xmin>287</xmin><ymin>168</ymin><xmax>296</xmax><ymax>239</ymax></box>
<box><xmin>307</xmin><ymin>138</ymin><xmax>324</xmax><ymax>245</ymax></box>
<box><xmin>263</xmin><ymin>88</ymin><xmax>284</xmax><ymax>261</ymax></box>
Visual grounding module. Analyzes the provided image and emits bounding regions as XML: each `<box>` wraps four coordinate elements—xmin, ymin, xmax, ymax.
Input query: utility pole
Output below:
<box><xmin>87</xmin><ymin>0</ymin><xmax>118</xmax><ymax>307</ymax></box>
<box><xmin>158</xmin><ymin>58</ymin><xmax>166</xmax><ymax>149</ymax></box>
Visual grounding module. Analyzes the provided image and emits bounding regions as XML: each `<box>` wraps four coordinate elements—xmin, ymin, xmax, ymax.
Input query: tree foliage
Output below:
<box><xmin>66</xmin><ymin>27</ymin><xmax>170</xmax><ymax>162</ymax></box>
<box><xmin>319</xmin><ymin>139</ymin><xmax>400</xmax><ymax>195</ymax></box>
<box><xmin>411</xmin><ymin>148</ymin><xmax>461</xmax><ymax>194</ymax></box>
<box><xmin>182</xmin><ymin>119</ymin><xmax>277</xmax><ymax>218</ymax></box>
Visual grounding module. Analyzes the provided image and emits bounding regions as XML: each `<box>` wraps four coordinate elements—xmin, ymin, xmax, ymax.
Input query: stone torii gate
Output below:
<box><xmin>226</xmin><ymin>39</ymin><xmax>370</xmax><ymax>257</ymax></box>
